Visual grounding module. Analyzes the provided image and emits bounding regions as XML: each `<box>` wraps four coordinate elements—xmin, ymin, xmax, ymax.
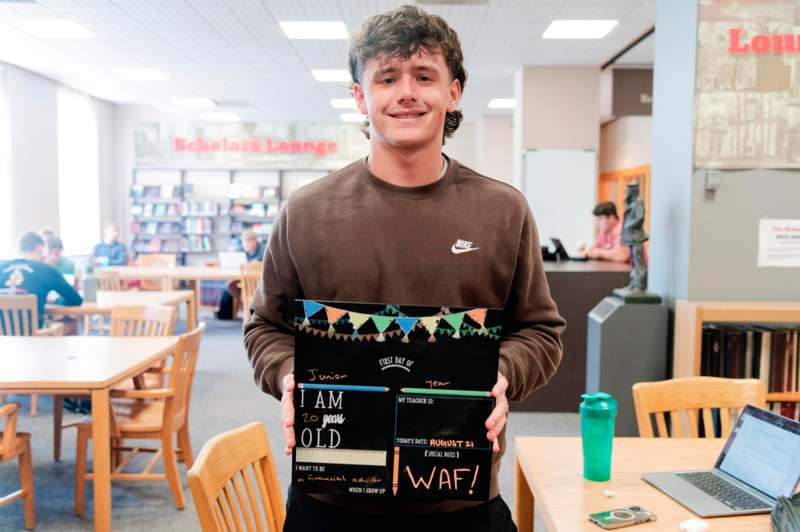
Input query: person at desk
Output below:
<box><xmin>44</xmin><ymin>235</ymin><xmax>75</xmax><ymax>276</ymax></box>
<box><xmin>579</xmin><ymin>202</ymin><xmax>630</xmax><ymax>263</ymax></box>
<box><xmin>216</xmin><ymin>229</ymin><xmax>263</xmax><ymax>320</ymax></box>
<box><xmin>92</xmin><ymin>222</ymin><xmax>128</xmax><ymax>267</ymax></box>
<box><xmin>0</xmin><ymin>232</ymin><xmax>83</xmax><ymax>330</ymax></box>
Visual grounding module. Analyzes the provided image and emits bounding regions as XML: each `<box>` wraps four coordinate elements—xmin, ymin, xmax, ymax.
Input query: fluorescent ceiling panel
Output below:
<box><xmin>312</xmin><ymin>70</ymin><xmax>352</xmax><ymax>83</ymax></box>
<box><xmin>340</xmin><ymin>112</ymin><xmax>364</xmax><ymax>123</ymax></box>
<box><xmin>279</xmin><ymin>21</ymin><xmax>348</xmax><ymax>40</ymax></box>
<box><xmin>112</xmin><ymin>68</ymin><xmax>170</xmax><ymax>81</ymax></box>
<box><xmin>488</xmin><ymin>98</ymin><xmax>515</xmax><ymax>109</ymax></box>
<box><xmin>330</xmin><ymin>98</ymin><xmax>357</xmax><ymax>109</ymax></box>
<box><xmin>201</xmin><ymin>112</ymin><xmax>241</xmax><ymax>122</ymax></box>
<box><xmin>543</xmin><ymin>20</ymin><xmax>618</xmax><ymax>39</ymax></box>
<box><xmin>171</xmin><ymin>97</ymin><xmax>217</xmax><ymax>108</ymax></box>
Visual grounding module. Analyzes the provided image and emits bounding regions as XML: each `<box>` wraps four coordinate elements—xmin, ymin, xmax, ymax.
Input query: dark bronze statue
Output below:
<box><xmin>621</xmin><ymin>182</ymin><xmax>648</xmax><ymax>291</ymax></box>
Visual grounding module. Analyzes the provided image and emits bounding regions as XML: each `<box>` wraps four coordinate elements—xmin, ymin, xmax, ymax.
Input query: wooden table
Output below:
<box><xmin>0</xmin><ymin>336</ymin><xmax>178</xmax><ymax>531</ymax></box>
<box><xmin>47</xmin><ymin>290</ymin><xmax>197</xmax><ymax>333</ymax></box>
<box><xmin>106</xmin><ymin>266</ymin><xmax>241</xmax><ymax>308</ymax></box>
<box><xmin>514</xmin><ymin>437</ymin><xmax>770</xmax><ymax>532</ymax></box>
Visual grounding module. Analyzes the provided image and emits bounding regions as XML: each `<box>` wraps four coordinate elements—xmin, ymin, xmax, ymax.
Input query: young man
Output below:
<box><xmin>92</xmin><ymin>222</ymin><xmax>128</xmax><ymax>267</ymax></box>
<box><xmin>44</xmin><ymin>235</ymin><xmax>76</xmax><ymax>276</ymax></box>
<box><xmin>244</xmin><ymin>6</ymin><xmax>564</xmax><ymax>530</ymax></box>
<box><xmin>580</xmin><ymin>202</ymin><xmax>630</xmax><ymax>262</ymax></box>
<box><xmin>0</xmin><ymin>232</ymin><xmax>82</xmax><ymax>328</ymax></box>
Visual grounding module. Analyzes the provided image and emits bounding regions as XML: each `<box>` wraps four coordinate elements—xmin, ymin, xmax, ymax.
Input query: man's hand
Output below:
<box><xmin>485</xmin><ymin>371</ymin><xmax>509</xmax><ymax>453</ymax></box>
<box><xmin>281</xmin><ymin>373</ymin><xmax>296</xmax><ymax>455</ymax></box>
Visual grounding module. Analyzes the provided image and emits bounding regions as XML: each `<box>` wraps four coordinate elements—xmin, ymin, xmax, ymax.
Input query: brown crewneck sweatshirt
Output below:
<box><xmin>244</xmin><ymin>156</ymin><xmax>565</xmax><ymax>513</ymax></box>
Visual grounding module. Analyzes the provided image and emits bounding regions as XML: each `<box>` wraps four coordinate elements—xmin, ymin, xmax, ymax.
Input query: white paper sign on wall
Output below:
<box><xmin>758</xmin><ymin>219</ymin><xmax>800</xmax><ymax>268</ymax></box>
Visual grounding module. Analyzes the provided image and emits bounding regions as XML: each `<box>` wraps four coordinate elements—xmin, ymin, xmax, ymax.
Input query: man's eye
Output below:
<box><xmin>418</xmin><ymin>76</ymin><xmax>432</xmax><ymax>82</ymax></box>
<box><xmin>381</xmin><ymin>78</ymin><xmax>395</xmax><ymax>84</ymax></box>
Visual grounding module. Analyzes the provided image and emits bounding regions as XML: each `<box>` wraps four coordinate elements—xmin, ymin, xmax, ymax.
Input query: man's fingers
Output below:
<box><xmin>485</xmin><ymin>394</ymin><xmax>508</xmax><ymax>429</ymax></box>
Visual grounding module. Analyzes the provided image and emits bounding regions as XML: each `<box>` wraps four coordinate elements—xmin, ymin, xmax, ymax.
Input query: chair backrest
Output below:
<box><xmin>188</xmin><ymin>422</ymin><xmax>285</xmax><ymax>532</ymax></box>
<box><xmin>110</xmin><ymin>305</ymin><xmax>176</xmax><ymax>337</ymax></box>
<box><xmin>166</xmin><ymin>323</ymin><xmax>206</xmax><ymax>429</ymax></box>
<box><xmin>239</xmin><ymin>262</ymin><xmax>262</xmax><ymax>323</ymax></box>
<box><xmin>632</xmin><ymin>376</ymin><xmax>767</xmax><ymax>438</ymax></box>
<box><xmin>137</xmin><ymin>253</ymin><xmax>177</xmax><ymax>290</ymax></box>
<box><xmin>96</xmin><ymin>270</ymin><xmax>125</xmax><ymax>291</ymax></box>
<box><xmin>0</xmin><ymin>295</ymin><xmax>38</xmax><ymax>336</ymax></box>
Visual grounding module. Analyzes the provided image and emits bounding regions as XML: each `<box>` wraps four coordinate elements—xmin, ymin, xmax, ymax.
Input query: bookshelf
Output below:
<box><xmin>673</xmin><ymin>300</ymin><xmax>800</xmax><ymax>403</ymax></box>
<box><xmin>130</xmin><ymin>168</ymin><xmax>326</xmax><ymax>265</ymax></box>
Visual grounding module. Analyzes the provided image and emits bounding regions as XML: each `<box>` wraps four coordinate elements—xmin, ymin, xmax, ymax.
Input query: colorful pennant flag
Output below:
<box><xmin>348</xmin><ymin>312</ymin><xmax>370</xmax><ymax>337</ymax></box>
<box><xmin>419</xmin><ymin>316</ymin><xmax>442</xmax><ymax>342</ymax></box>
<box><xmin>442</xmin><ymin>312</ymin><xmax>466</xmax><ymax>339</ymax></box>
<box><xmin>325</xmin><ymin>307</ymin><xmax>348</xmax><ymax>335</ymax></box>
<box><xmin>371</xmin><ymin>315</ymin><xmax>395</xmax><ymax>342</ymax></box>
<box><xmin>396</xmin><ymin>317</ymin><xmax>419</xmax><ymax>343</ymax></box>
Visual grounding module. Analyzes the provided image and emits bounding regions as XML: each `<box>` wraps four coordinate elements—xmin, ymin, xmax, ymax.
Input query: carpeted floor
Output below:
<box><xmin>0</xmin><ymin>318</ymin><xmax>579</xmax><ymax>531</ymax></box>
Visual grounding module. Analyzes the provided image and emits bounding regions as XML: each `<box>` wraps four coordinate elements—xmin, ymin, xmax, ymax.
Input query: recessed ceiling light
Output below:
<box><xmin>330</xmin><ymin>98</ymin><xmax>357</xmax><ymax>109</ymax></box>
<box><xmin>543</xmin><ymin>20</ymin><xmax>618</xmax><ymax>39</ymax></box>
<box><xmin>279</xmin><ymin>21</ymin><xmax>349</xmax><ymax>40</ymax></box>
<box><xmin>488</xmin><ymin>98</ymin><xmax>515</xmax><ymax>109</ymax></box>
<box><xmin>340</xmin><ymin>112</ymin><xmax>364</xmax><ymax>123</ymax></box>
<box><xmin>112</xmin><ymin>68</ymin><xmax>170</xmax><ymax>81</ymax></box>
<box><xmin>170</xmin><ymin>97</ymin><xmax>217</xmax><ymax>108</ymax></box>
<box><xmin>201</xmin><ymin>112</ymin><xmax>241</xmax><ymax>122</ymax></box>
<box><xmin>15</xmin><ymin>19</ymin><xmax>95</xmax><ymax>39</ymax></box>
<box><xmin>312</xmin><ymin>70</ymin><xmax>351</xmax><ymax>83</ymax></box>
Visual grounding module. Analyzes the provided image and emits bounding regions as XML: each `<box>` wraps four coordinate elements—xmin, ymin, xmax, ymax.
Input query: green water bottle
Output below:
<box><xmin>580</xmin><ymin>392</ymin><xmax>617</xmax><ymax>482</ymax></box>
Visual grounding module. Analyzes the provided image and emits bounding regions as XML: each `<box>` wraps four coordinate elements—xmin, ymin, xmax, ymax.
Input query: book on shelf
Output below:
<box><xmin>701</xmin><ymin>324</ymin><xmax>800</xmax><ymax>420</ymax></box>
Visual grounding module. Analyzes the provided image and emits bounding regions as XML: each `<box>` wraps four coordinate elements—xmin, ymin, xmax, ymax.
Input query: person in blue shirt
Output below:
<box><xmin>0</xmin><ymin>232</ymin><xmax>83</xmax><ymax>329</ymax></box>
<box><xmin>217</xmin><ymin>229</ymin><xmax>264</xmax><ymax>319</ymax></box>
<box><xmin>92</xmin><ymin>223</ymin><xmax>128</xmax><ymax>267</ymax></box>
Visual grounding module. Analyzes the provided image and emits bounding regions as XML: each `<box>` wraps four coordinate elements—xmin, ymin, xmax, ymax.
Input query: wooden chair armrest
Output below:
<box><xmin>1</xmin><ymin>402</ymin><xmax>20</xmax><ymax>450</ymax></box>
<box><xmin>110</xmin><ymin>388</ymin><xmax>174</xmax><ymax>400</ymax></box>
<box><xmin>144</xmin><ymin>367</ymin><xmax>171</xmax><ymax>375</ymax></box>
<box><xmin>35</xmin><ymin>322</ymin><xmax>65</xmax><ymax>336</ymax></box>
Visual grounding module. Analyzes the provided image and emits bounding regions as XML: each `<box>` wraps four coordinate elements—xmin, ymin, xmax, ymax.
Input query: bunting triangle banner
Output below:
<box><xmin>466</xmin><ymin>308</ymin><xmax>487</xmax><ymax>327</ymax></box>
<box><xmin>395</xmin><ymin>317</ymin><xmax>418</xmax><ymax>336</ymax></box>
<box><xmin>419</xmin><ymin>316</ymin><xmax>441</xmax><ymax>335</ymax></box>
<box><xmin>325</xmin><ymin>306</ymin><xmax>348</xmax><ymax>326</ymax></box>
<box><xmin>442</xmin><ymin>312</ymin><xmax>465</xmax><ymax>332</ymax></box>
<box><xmin>303</xmin><ymin>300</ymin><xmax>324</xmax><ymax>318</ymax></box>
<box><xmin>371</xmin><ymin>315</ymin><xmax>394</xmax><ymax>333</ymax></box>
<box><xmin>349</xmin><ymin>312</ymin><xmax>371</xmax><ymax>331</ymax></box>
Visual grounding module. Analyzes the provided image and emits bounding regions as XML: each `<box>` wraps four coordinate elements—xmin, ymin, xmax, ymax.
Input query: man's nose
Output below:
<box><xmin>396</xmin><ymin>75</ymin><xmax>418</xmax><ymax>102</ymax></box>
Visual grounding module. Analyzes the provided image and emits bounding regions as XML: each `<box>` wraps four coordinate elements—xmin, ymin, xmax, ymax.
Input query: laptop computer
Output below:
<box><xmin>217</xmin><ymin>251</ymin><xmax>247</xmax><ymax>269</ymax></box>
<box><xmin>550</xmin><ymin>237</ymin><xmax>589</xmax><ymax>262</ymax></box>
<box><xmin>642</xmin><ymin>404</ymin><xmax>800</xmax><ymax>517</ymax></box>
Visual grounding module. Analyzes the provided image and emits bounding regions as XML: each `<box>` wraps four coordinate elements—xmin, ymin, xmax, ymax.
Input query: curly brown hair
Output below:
<box><xmin>348</xmin><ymin>5</ymin><xmax>467</xmax><ymax>141</ymax></box>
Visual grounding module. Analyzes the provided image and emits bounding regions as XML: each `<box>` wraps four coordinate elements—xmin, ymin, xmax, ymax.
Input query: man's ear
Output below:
<box><xmin>352</xmin><ymin>83</ymin><xmax>368</xmax><ymax>115</ymax></box>
<box><xmin>447</xmin><ymin>78</ymin><xmax>462</xmax><ymax>113</ymax></box>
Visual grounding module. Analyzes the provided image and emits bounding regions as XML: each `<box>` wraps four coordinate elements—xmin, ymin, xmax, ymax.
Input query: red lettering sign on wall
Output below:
<box><xmin>728</xmin><ymin>27</ymin><xmax>799</xmax><ymax>54</ymax></box>
<box><xmin>173</xmin><ymin>137</ymin><xmax>338</xmax><ymax>157</ymax></box>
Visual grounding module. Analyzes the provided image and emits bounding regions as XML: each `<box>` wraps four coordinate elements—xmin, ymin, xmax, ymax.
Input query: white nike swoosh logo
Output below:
<box><xmin>451</xmin><ymin>245</ymin><xmax>480</xmax><ymax>254</ymax></box>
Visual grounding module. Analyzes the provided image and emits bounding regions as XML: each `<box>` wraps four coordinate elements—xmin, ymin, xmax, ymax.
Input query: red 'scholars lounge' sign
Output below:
<box><xmin>174</xmin><ymin>137</ymin><xmax>338</xmax><ymax>157</ymax></box>
<box><xmin>728</xmin><ymin>27</ymin><xmax>798</xmax><ymax>54</ymax></box>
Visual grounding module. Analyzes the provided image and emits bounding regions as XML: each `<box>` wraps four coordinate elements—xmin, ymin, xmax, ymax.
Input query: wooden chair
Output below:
<box><xmin>0</xmin><ymin>403</ymin><xmax>35</xmax><ymax>529</ymax></box>
<box><xmin>0</xmin><ymin>294</ymin><xmax>63</xmax><ymax>416</ymax></box>
<box><xmin>95</xmin><ymin>269</ymin><xmax>125</xmax><ymax>291</ymax></box>
<box><xmin>137</xmin><ymin>253</ymin><xmax>177</xmax><ymax>290</ymax></box>
<box><xmin>632</xmin><ymin>376</ymin><xmax>767</xmax><ymax>438</ymax></box>
<box><xmin>188</xmin><ymin>422</ymin><xmax>285</xmax><ymax>532</ymax></box>
<box><xmin>239</xmin><ymin>262</ymin><xmax>262</xmax><ymax>323</ymax></box>
<box><xmin>72</xmin><ymin>323</ymin><xmax>207</xmax><ymax>515</ymax></box>
<box><xmin>53</xmin><ymin>305</ymin><xmax>177</xmax><ymax>461</ymax></box>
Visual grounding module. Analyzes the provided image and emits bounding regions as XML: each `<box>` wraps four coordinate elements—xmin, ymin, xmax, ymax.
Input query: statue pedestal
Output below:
<box><xmin>612</xmin><ymin>287</ymin><xmax>662</xmax><ymax>304</ymax></box>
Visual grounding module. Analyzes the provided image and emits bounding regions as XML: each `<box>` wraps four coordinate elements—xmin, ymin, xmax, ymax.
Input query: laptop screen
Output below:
<box><xmin>715</xmin><ymin>405</ymin><xmax>800</xmax><ymax>499</ymax></box>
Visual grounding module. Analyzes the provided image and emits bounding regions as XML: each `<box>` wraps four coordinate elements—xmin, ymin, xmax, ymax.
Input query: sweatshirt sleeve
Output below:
<box><xmin>243</xmin><ymin>203</ymin><xmax>300</xmax><ymax>401</ymax></box>
<box><xmin>499</xmin><ymin>207</ymin><xmax>566</xmax><ymax>402</ymax></box>
<box><xmin>48</xmin><ymin>267</ymin><xmax>83</xmax><ymax>307</ymax></box>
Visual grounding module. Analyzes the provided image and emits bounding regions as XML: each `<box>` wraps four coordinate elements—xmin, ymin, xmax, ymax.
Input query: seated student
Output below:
<box><xmin>0</xmin><ymin>232</ymin><xmax>83</xmax><ymax>329</ymax></box>
<box><xmin>579</xmin><ymin>202</ymin><xmax>630</xmax><ymax>262</ymax></box>
<box><xmin>44</xmin><ymin>235</ymin><xmax>76</xmax><ymax>276</ymax></box>
<box><xmin>92</xmin><ymin>222</ymin><xmax>128</xmax><ymax>267</ymax></box>
<box><xmin>216</xmin><ymin>230</ymin><xmax>264</xmax><ymax>320</ymax></box>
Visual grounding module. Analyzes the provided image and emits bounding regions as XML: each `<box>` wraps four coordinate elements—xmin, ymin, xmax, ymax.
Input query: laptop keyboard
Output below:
<box><xmin>677</xmin><ymin>472</ymin><xmax>769</xmax><ymax>511</ymax></box>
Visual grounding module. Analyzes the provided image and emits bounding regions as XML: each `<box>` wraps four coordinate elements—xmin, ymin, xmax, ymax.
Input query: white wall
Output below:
<box><xmin>599</xmin><ymin>116</ymin><xmax>651</xmax><ymax>173</ymax></box>
<box><xmin>3</xmin><ymin>62</ymin><xmax>116</xmax><ymax>252</ymax></box>
<box><xmin>443</xmin><ymin>120</ymin><xmax>477</xmax><ymax>170</ymax></box>
<box><xmin>476</xmin><ymin>114</ymin><xmax>512</xmax><ymax>184</ymax></box>
<box><xmin>6</xmin><ymin>64</ymin><xmax>59</xmax><ymax>239</ymax></box>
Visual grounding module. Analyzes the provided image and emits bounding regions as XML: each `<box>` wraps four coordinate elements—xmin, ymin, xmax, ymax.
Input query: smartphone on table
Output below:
<box><xmin>589</xmin><ymin>506</ymin><xmax>657</xmax><ymax>529</ymax></box>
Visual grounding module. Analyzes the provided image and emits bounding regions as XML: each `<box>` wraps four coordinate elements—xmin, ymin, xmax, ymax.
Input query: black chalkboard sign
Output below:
<box><xmin>292</xmin><ymin>300</ymin><xmax>501</xmax><ymax>501</ymax></box>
